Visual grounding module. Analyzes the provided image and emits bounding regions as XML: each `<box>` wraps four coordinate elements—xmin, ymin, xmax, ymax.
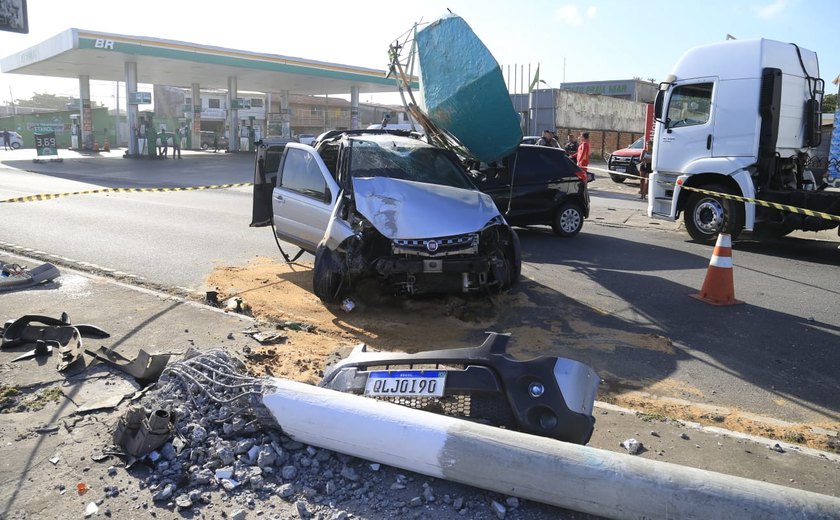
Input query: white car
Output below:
<box><xmin>3</xmin><ymin>131</ymin><xmax>23</xmax><ymax>149</ymax></box>
<box><xmin>251</xmin><ymin>129</ymin><xmax>521</xmax><ymax>302</ymax></box>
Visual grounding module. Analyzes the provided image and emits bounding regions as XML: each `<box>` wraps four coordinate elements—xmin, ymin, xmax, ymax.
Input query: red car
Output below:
<box><xmin>607</xmin><ymin>137</ymin><xmax>644</xmax><ymax>183</ymax></box>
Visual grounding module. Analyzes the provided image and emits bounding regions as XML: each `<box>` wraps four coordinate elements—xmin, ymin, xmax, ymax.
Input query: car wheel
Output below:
<box><xmin>609</xmin><ymin>173</ymin><xmax>626</xmax><ymax>184</ymax></box>
<box><xmin>552</xmin><ymin>202</ymin><xmax>584</xmax><ymax>237</ymax></box>
<box><xmin>684</xmin><ymin>184</ymin><xmax>743</xmax><ymax>243</ymax></box>
<box><xmin>312</xmin><ymin>245</ymin><xmax>345</xmax><ymax>303</ymax></box>
<box><xmin>201</xmin><ymin>143</ymin><xmax>209</xmax><ymax>151</ymax></box>
<box><xmin>504</xmin><ymin>229</ymin><xmax>521</xmax><ymax>288</ymax></box>
<box><xmin>11</xmin><ymin>142</ymin><xmax>20</xmax><ymax>150</ymax></box>
<box><xmin>484</xmin><ymin>228</ymin><xmax>520</xmax><ymax>292</ymax></box>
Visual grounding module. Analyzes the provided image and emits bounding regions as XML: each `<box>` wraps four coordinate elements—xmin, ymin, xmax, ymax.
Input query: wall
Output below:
<box><xmin>552</xmin><ymin>90</ymin><xmax>648</xmax><ymax>160</ymax></box>
<box><xmin>0</xmin><ymin>108</ymin><xmax>112</xmax><ymax>149</ymax></box>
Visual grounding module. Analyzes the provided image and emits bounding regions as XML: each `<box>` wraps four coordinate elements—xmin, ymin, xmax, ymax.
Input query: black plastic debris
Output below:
<box><xmin>1</xmin><ymin>313</ymin><xmax>110</xmax><ymax>372</ymax></box>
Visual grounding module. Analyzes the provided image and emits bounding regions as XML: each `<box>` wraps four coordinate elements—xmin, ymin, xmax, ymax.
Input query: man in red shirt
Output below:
<box><xmin>571</xmin><ymin>132</ymin><xmax>590</xmax><ymax>175</ymax></box>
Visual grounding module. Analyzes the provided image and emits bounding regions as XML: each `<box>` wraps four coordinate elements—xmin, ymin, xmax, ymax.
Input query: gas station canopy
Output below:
<box><xmin>0</xmin><ymin>28</ymin><xmax>413</xmax><ymax>95</ymax></box>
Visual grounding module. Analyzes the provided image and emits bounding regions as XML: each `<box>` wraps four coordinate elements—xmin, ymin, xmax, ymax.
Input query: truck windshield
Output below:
<box><xmin>348</xmin><ymin>138</ymin><xmax>473</xmax><ymax>190</ymax></box>
<box><xmin>668</xmin><ymin>83</ymin><xmax>713</xmax><ymax>129</ymax></box>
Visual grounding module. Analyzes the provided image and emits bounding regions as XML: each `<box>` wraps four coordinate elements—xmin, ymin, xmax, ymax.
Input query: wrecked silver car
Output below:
<box><xmin>320</xmin><ymin>333</ymin><xmax>599</xmax><ymax>445</ymax></box>
<box><xmin>251</xmin><ymin>130</ymin><xmax>521</xmax><ymax>302</ymax></box>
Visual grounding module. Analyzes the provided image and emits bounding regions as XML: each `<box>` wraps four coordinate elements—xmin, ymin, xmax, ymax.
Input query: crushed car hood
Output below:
<box><xmin>352</xmin><ymin>176</ymin><xmax>501</xmax><ymax>239</ymax></box>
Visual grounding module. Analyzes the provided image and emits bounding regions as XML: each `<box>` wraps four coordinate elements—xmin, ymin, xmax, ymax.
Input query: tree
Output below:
<box><xmin>14</xmin><ymin>92</ymin><xmax>103</xmax><ymax>111</ymax></box>
<box><xmin>823</xmin><ymin>93</ymin><xmax>837</xmax><ymax>113</ymax></box>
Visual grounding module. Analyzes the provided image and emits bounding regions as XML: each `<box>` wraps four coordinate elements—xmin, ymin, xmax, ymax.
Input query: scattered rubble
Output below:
<box><xmin>84</xmin><ymin>349</ymin><xmax>535</xmax><ymax>518</ymax></box>
<box><xmin>620</xmin><ymin>438</ymin><xmax>644</xmax><ymax>455</ymax></box>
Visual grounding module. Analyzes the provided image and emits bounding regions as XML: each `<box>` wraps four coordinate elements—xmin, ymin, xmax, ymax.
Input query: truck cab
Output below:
<box><xmin>648</xmin><ymin>39</ymin><xmax>838</xmax><ymax>242</ymax></box>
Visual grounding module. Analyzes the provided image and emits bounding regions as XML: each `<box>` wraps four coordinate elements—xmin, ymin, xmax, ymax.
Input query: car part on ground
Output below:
<box><xmin>471</xmin><ymin>144</ymin><xmax>590</xmax><ymax>237</ymax></box>
<box><xmin>113</xmin><ymin>405</ymin><xmax>175</xmax><ymax>458</ymax></box>
<box><xmin>251</xmin><ymin>130</ymin><xmax>522</xmax><ymax>302</ymax></box>
<box><xmin>319</xmin><ymin>332</ymin><xmax>599</xmax><ymax>445</ymax></box>
<box><xmin>89</xmin><ymin>346</ymin><xmax>172</xmax><ymax>387</ymax></box>
<box><xmin>0</xmin><ymin>261</ymin><xmax>60</xmax><ymax>291</ymax></box>
<box><xmin>1</xmin><ymin>312</ymin><xmax>111</xmax><ymax>372</ymax></box>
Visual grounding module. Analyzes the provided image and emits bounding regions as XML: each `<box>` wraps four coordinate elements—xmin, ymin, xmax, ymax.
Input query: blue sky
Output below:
<box><xmin>0</xmin><ymin>0</ymin><xmax>837</xmax><ymax>107</ymax></box>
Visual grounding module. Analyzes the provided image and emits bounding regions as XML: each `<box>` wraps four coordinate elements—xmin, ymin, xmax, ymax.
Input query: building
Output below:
<box><xmin>154</xmin><ymin>86</ymin><xmax>408</xmax><ymax>142</ymax></box>
<box><xmin>558</xmin><ymin>79</ymin><xmax>658</xmax><ymax>103</ymax></box>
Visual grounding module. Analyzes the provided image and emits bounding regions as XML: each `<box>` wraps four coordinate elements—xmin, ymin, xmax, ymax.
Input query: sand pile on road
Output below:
<box><xmin>206</xmin><ymin>257</ymin><xmax>838</xmax><ymax>453</ymax></box>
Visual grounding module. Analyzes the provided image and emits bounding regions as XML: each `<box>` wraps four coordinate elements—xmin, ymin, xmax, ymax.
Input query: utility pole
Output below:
<box><xmin>9</xmin><ymin>87</ymin><xmax>16</xmax><ymax>115</ymax></box>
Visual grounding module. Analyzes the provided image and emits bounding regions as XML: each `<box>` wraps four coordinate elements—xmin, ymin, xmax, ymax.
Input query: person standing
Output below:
<box><xmin>638</xmin><ymin>139</ymin><xmax>653</xmax><ymax>199</ymax></box>
<box><xmin>213</xmin><ymin>132</ymin><xmax>219</xmax><ymax>153</ymax></box>
<box><xmin>536</xmin><ymin>129</ymin><xmax>560</xmax><ymax>148</ymax></box>
<box><xmin>172</xmin><ymin>127</ymin><xmax>182</xmax><ymax>159</ymax></box>
<box><xmin>571</xmin><ymin>132</ymin><xmax>591</xmax><ymax>175</ymax></box>
<box><xmin>564</xmin><ymin>133</ymin><xmax>578</xmax><ymax>155</ymax></box>
<box><xmin>158</xmin><ymin>129</ymin><xmax>168</xmax><ymax>159</ymax></box>
<box><xmin>2</xmin><ymin>129</ymin><xmax>9</xmax><ymax>151</ymax></box>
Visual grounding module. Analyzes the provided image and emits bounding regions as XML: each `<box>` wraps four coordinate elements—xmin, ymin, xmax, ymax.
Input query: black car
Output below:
<box><xmin>199</xmin><ymin>131</ymin><xmax>229</xmax><ymax>151</ymax></box>
<box><xmin>471</xmin><ymin>144</ymin><xmax>590</xmax><ymax>237</ymax></box>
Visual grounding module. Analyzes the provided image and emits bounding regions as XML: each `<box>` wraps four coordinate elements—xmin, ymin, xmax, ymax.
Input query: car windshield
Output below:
<box><xmin>348</xmin><ymin>137</ymin><xmax>473</xmax><ymax>190</ymax></box>
<box><xmin>628</xmin><ymin>138</ymin><xmax>644</xmax><ymax>149</ymax></box>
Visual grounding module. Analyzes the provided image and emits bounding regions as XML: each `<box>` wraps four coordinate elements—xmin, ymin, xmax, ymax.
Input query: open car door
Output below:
<box><xmin>250</xmin><ymin>140</ymin><xmax>290</xmax><ymax>227</ymax></box>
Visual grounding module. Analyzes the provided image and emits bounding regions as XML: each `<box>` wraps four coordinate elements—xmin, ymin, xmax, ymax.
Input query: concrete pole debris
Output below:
<box><xmin>262</xmin><ymin>378</ymin><xmax>840</xmax><ymax>520</ymax></box>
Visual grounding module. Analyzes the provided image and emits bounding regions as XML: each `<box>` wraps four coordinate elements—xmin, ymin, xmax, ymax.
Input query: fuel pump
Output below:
<box><xmin>239</xmin><ymin>119</ymin><xmax>249</xmax><ymax>152</ymax></box>
<box><xmin>70</xmin><ymin>115</ymin><xmax>80</xmax><ymax>150</ymax></box>
<box><xmin>184</xmin><ymin>118</ymin><xmax>192</xmax><ymax>150</ymax></box>
<box><xmin>141</xmin><ymin>111</ymin><xmax>156</xmax><ymax>158</ymax></box>
<box><xmin>248</xmin><ymin>116</ymin><xmax>256</xmax><ymax>152</ymax></box>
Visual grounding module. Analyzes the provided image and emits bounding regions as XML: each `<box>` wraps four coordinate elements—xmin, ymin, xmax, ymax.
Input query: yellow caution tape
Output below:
<box><xmin>589</xmin><ymin>165</ymin><xmax>646</xmax><ymax>182</ymax></box>
<box><xmin>0</xmin><ymin>182</ymin><xmax>254</xmax><ymax>204</ymax></box>
<box><xmin>676</xmin><ymin>185</ymin><xmax>840</xmax><ymax>224</ymax></box>
<box><xmin>588</xmin><ymin>165</ymin><xmax>840</xmax><ymax>223</ymax></box>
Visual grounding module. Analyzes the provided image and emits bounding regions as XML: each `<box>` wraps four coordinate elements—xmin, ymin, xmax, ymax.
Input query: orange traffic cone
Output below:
<box><xmin>690</xmin><ymin>233</ymin><xmax>744</xmax><ymax>306</ymax></box>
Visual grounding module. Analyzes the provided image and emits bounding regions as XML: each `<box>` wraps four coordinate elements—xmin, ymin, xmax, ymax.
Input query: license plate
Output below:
<box><xmin>614</xmin><ymin>166</ymin><xmax>626</xmax><ymax>172</ymax></box>
<box><xmin>364</xmin><ymin>370</ymin><xmax>446</xmax><ymax>397</ymax></box>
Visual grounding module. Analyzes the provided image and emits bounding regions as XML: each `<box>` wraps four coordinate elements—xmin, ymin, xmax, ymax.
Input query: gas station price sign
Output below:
<box><xmin>34</xmin><ymin>131</ymin><xmax>58</xmax><ymax>157</ymax></box>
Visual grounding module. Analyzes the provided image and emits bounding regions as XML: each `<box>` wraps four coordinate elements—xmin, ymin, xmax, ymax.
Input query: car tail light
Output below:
<box><xmin>574</xmin><ymin>169</ymin><xmax>588</xmax><ymax>184</ymax></box>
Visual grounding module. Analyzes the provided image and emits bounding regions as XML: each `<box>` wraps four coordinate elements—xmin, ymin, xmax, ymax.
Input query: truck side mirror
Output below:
<box><xmin>654</xmin><ymin>90</ymin><xmax>664</xmax><ymax>121</ymax></box>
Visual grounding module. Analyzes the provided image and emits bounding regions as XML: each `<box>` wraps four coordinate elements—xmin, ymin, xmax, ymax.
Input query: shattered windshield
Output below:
<box><xmin>348</xmin><ymin>137</ymin><xmax>473</xmax><ymax>190</ymax></box>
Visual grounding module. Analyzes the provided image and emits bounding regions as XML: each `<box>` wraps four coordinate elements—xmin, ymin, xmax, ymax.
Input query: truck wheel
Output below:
<box><xmin>684</xmin><ymin>184</ymin><xmax>743</xmax><ymax>243</ymax></box>
<box><xmin>312</xmin><ymin>245</ymin><xmax>345</xmax><ymax>303</ymax></box>
<box><xmin>552</xmin><ymin>202</ymin><xmax>585</xmax><ymax>237</ymax></box>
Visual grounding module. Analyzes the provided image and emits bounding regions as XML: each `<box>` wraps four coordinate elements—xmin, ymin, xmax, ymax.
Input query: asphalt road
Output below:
<box><xmin>1</xmin><ymin>149</ymin><xmax>838</xmax><ymax>429</ymax></box>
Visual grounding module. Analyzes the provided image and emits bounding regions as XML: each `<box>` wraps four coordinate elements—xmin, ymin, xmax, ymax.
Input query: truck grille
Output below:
<box><xmin>392</xmin><ymin>233</ymin><xmax>479</xmax><ymax>257</ymax></box>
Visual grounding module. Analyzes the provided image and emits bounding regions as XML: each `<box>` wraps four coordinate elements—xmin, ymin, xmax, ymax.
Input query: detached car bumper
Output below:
<box><xmin>319</xmin><ymin>333</ymin><xmax>600</xmax><ymax>445</ymax></box>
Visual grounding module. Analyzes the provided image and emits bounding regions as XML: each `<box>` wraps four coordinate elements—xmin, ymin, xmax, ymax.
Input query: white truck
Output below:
<box><xmin>648</xmin><ymin>38</ymin><xmax>840</xmax><ymax>242</ymax></box>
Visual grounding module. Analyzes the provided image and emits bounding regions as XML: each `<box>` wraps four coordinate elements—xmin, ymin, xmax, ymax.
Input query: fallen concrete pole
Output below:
<box><xmin>263</xmin><ymin>378</ymin><xmax>840</xmax><ymax>520</ymax></box>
